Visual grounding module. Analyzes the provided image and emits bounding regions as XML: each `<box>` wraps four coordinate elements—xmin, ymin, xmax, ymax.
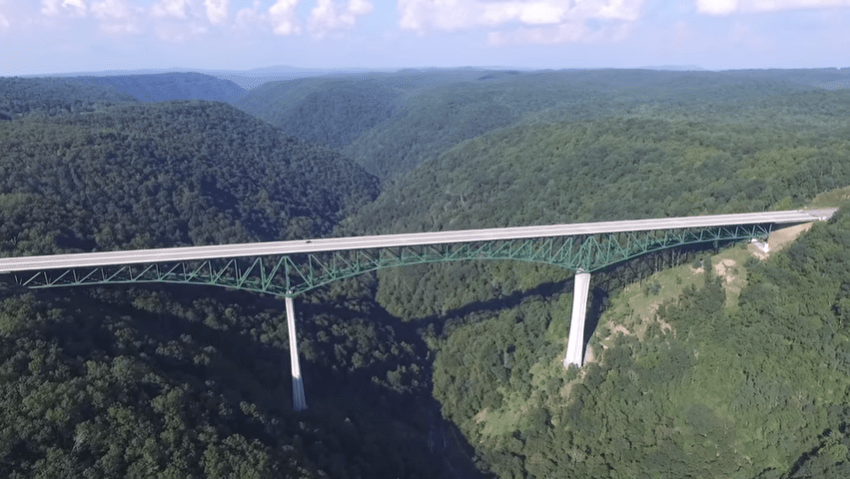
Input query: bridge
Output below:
<box><xmin>0</xmin><ymin>208</ymin><xmax>837</xmax><ymax>411</ymax></box>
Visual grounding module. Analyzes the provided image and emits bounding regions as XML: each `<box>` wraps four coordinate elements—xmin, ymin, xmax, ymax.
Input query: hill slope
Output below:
<box><xmin>0</xmin><ymin>90</ymin><xmax>481</xmax><ymax>477</ymax></box>
<box><xmin>63</xmin><ymin>72</ymin><xmax>247</xmax><ymax>103</ymax></box>
<box><xmin>0</xmin><ymin>100</ymin><xmax>378</xmax><ymax>257</ymax></box>
<box><xmin>348</xmin><ymin>112</ymin><xmax>850</xmax><ymax>319</ymax></box>
<box><xmin>0</xmin><ymin>77</ymin><xmax>136</xmax><ymax>120</ymax></box>
<box><xmin>431</xmin><ymin>208</ymin><xmax>850</xmax><ymax>478</ymax></box>
<box><xmin>234</xmin><ymin>77</ymin><xmax>400</xmax><ymax>149</ymax></box>
<box><xmin>234</xmin><ymin>68</ymin><xmax>823</xmax><ymax>182</ymax></box>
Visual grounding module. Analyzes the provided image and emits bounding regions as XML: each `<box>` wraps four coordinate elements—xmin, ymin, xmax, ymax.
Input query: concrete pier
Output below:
<box><xmin>285</xmin><ymin>295</ymin><xmax>307</xmax><ymax>411</ymax></box>
<box><xmin>564</xmin><ymin>270</ymin><xmax>591</xmax><ymax>369</ymax></box>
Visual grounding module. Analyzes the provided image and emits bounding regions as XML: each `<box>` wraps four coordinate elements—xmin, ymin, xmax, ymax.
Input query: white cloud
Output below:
<box><xmin>695</xmin><ymin>0</ymin><xmax>739</xmax><ymax>14</ymax></box>
<box><xmin>398</xmin><ymin>0</ymin><xmax>645</xmax><ymax>32</ymax></box>
<box><xmin>152</xmin><ymin>0</ymin><xmax>190</xmax><ymax>18</ymax></box>
<box><xmin>204</xmin><ymin>0</ymin><xmax>228</xmax><ymax>24</ymax></box>
<box><xmin>696</xmin><ymin>0</ymin><xmax>850</xmax><ymax>15</ymax></box>
<box><xmin>268</xmin><ymin>0</ymin><xmax>300</xmax><ymax>35</ymax></box>
<box><xmin>235</xmin><ymin>0</ymin><xmax>262</xmax><ymax>27</ymax></box>
<box><xmin>0</xmin><ymin>0</ymin><xmax>8</xmax><ymax>30</ymax></box>
<box><xmin>91</xmin><ymin>0</ymin><xmax>131</xmax><ymax>20</ymax></box>
<box><xmin>91</xmin><ymin>0</ymin><xmax>142</xmax><ymax>32</ymax></box>
<box><xmin>515</xmin><ymin>2</ymin><xmax>567</xmax><ymax>24</ymax></box>
<box><xmin>41</xmin><ymin>0</ymin><xmax>88</xmax><ymax>16</ymax></box>
<box><xmin>308</xmin><ymin>0</ymin><xmax>374</xmax><ymax>37</ymax></box>
<box><xmin>596</xmin><ymin>0</ymin><xmax>643</xmax><ymax>20</ymax></box>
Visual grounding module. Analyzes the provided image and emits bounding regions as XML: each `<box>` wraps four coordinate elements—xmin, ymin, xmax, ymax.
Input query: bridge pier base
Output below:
<box><xmin>564</xmin><ymin>270</ymin><xmax>591</xmax><ymax>369</ymax></box>
<box><xmin>285</xmin><ymin>296</ymin><xmax>307</xmax><ymax>411</ymax></box>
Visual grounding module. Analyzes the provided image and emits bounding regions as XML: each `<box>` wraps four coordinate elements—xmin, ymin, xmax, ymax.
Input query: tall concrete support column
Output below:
<box><xmin>285</xmin><ymin>295</ymin><xmax>307</xmax><ymax>411</ymax></box>
<box><xmin>564</xmin><ymin>270</ymin><xmax>591</xmax><ymax>369</ymax></box>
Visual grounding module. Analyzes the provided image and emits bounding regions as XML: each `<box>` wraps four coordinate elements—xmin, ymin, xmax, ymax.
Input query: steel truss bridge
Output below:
<box><xmin>0</xmin><ymin>209</ymin><xmax>835</xmax><ymax>294</ymax></box>
<box><xmin>0</xmin><ymin>208</ymin><xmax>838</xmax><ymax>411</ymax></box>
<box><xmin>6</xmin><ymin>223</ymin><xmax>777</xmax><ymax>294</ymax></box>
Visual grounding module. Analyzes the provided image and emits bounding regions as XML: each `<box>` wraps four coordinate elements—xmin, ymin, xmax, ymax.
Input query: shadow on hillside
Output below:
<box><xmin>7</xmin><ymin>282</ymin><xmax>491</xmax><ymax>479</ymax></box>
<box><xmin>409</xmin><ymin>277</ymin><xmax>576</xmax><ymax>336</ymax></box>
<box><xmin>410</xmin><ymin>242</ymin><xmax>728</xmax><ymax>359</ymax></box>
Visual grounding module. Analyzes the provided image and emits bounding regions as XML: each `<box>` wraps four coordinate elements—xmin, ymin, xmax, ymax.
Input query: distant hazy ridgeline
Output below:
<box><xmin>61</xmin><ymin>72</ymin><xmax>247</xmax><ymax>104</ymax></box>
<box><xmin>235</xmin><ymin>69</ymin><xmax>834</xmax><ymax>183</ymax></box>
<box><xmin>0</xmin><ymin>76</ymin><xmax>137</xmax><ymax>120</ymax></box>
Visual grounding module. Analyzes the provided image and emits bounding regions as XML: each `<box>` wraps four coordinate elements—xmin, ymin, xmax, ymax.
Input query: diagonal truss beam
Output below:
<box><xmin>14</xmin><ymin>223</ymin><xmax>773</xmax><ymax>296</ymax></box>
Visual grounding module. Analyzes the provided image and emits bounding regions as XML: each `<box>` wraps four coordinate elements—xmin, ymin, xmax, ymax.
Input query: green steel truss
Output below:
<box><xmin>15</xmin><ymin>224</ymin><xmax>771</xmax><ymax>296</ymax></box>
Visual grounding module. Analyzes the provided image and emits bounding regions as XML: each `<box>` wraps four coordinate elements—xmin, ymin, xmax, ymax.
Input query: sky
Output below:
<box><xmin>0</xmin><ymin>0</ymin><xmax>849</xmax><ymax>76</ymax></box>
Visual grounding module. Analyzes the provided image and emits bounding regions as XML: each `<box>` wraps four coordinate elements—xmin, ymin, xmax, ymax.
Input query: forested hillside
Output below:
<box><xmin>0</xmin><ymin>83</ymin><xmax>484</xmax><ymax>477</ymax></box>
<box><xmin>0</xmin><ymin>77</ymin><xmax>136</xmax><ymax>120</ymax></box>
<box><xmin>63</xmin><ymin>72</ymin><xmax>247</xmax><ymax>103</ymax></box>
<box><xmin>725</xmin><ymin>67</ymin><xmax>850</xmax><ymax>90</ymax></box>
<box><xmin>4</xmin><ymin>69</ymin><xmax>850</xmax><ymax>478</ymax></box>
<box><xmin>428</xmin><ymin>208</ymin><xmax>850</xmax><ymax>478</ymax></box>
<box><xmin>234</xmin><ymin>69</ymin><xmax>829</xmax><ymax>182</ymax></box>
<box><xmin>0</xmin><ymin>100</ymin><xmax>378</xmax><ymax>256</ymax></box>
<box><xmin>234</xmin><ymin>77</ymin><xmax>399</xmax><ymax>149</ymax></box>
<box><xmin>335</xmin><ymin>70</ymin><xmax>850</xmax><ymax>477</ymax></box>
<box><xmin>349</xmin><ymin>111</ymin><xmax>850</xmax><ymax>319</ymax></box>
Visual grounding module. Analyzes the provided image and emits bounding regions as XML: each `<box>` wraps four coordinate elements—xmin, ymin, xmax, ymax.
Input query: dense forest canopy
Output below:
<box><xmin>429</xmin><ymin>208</ymin><xmax>850</xmax><ymax>478</ymax></box>
<box><xmin>0</xmin><ymin>77</ymin><xmax>137</xmax><ymax>120</ymax></box>
<box><xmin>344</xmin><ymin>111</ymin><xmax>850</xmax><ymax>319</ymax></box>
<box><xmin>235</xmin><ymin>78</ymin><xmax>400</xmax><ymax>149</ymax></box>
<box><xmin>3</xmin><ymin>69</ymin><xmax>850</xmax><ymax>478</ymax></box>
<box><xmin>234</xmin><ymin>68</ymin><xmax>842</xmax><ymax>182</ymax></box>
<box><xmin>0</xmin><ymin>77</ymin><xmax>471</xmax><ymax>478</ymax></box>
<box><xmin>0</xmin><ymin>100</ymin><xmax>379</xmax><ymax>256</ymax></box>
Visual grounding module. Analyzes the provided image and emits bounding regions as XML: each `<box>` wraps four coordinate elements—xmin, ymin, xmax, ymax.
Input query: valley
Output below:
<box><xmin>2</xmin><ymin>68</ymin><xmax>850</xmax><ymax>478</ymax></box>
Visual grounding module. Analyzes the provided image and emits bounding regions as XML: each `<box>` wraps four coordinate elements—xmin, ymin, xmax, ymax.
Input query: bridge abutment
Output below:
<box><xmin>285</xmin><ymin>296</ymin><xmax>307</xmax><ymax>411</ymax></box>
<box><xmin>564</xmin><ymin>270</ymin><xmax>591</xmax><ymax>369</ymax></box>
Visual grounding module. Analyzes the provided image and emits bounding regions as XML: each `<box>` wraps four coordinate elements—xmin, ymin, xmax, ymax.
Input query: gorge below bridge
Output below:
<box><xmin>0</xmin><ymin>208</ymin><xmax>837</xmax><ymax>411</ymax></box>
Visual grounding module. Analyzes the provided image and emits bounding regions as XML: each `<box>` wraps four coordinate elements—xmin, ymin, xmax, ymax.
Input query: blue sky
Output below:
<box><xmin>1</xmin><ymin>0</ymin><xmax>848</xmax><ymax>76</ymax></box>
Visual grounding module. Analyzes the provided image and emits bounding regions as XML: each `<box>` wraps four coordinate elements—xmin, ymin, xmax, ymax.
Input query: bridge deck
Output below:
<box><xmin>0</xmin><ymin>208</ymin><xmax>837</xmax><ymax>273</ymax></box>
